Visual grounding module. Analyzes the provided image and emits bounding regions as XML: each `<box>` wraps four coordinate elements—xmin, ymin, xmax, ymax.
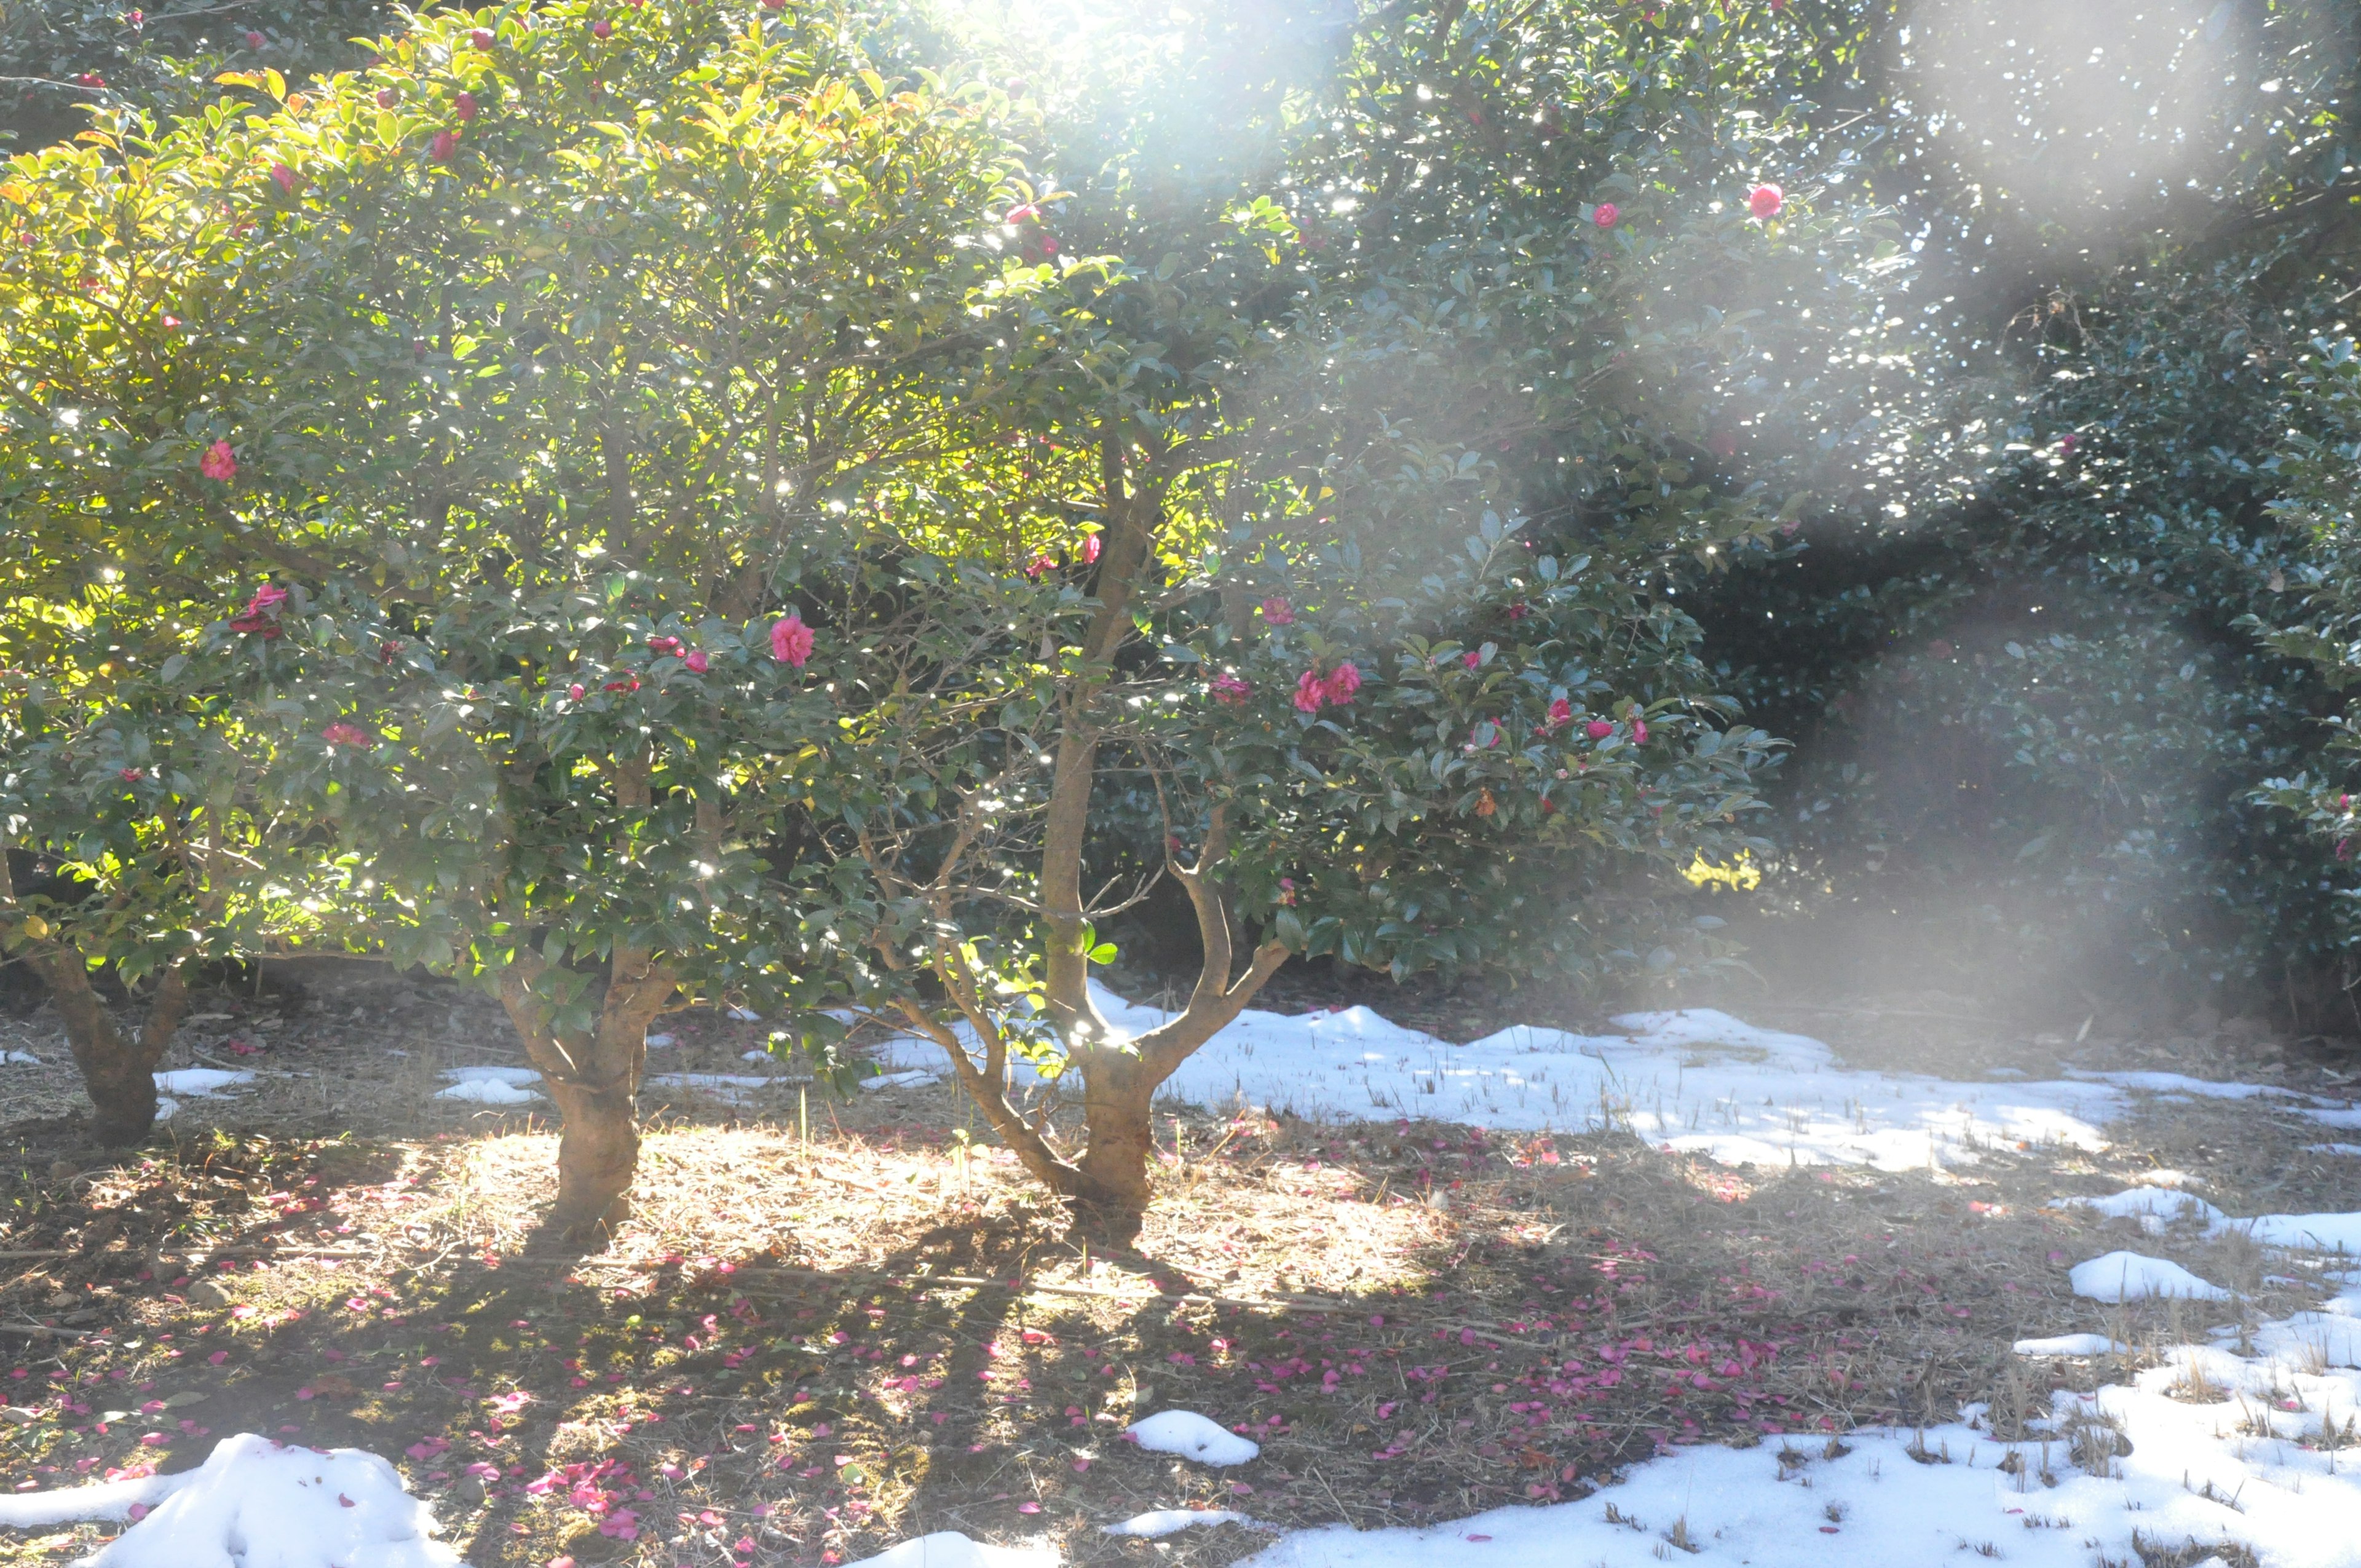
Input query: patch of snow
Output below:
<box><xmin>2061</xmin><ymin>1188</ymin><xmax>2228</xmax><ymax>1233</ymax></box>
<box><xmin>2307</xmin><ymin>1106</ymin><xmax>2361</xmax><ymax>1130</ymax></box>
<box><xmin>0</xmin><ymin>1431</ymin><xmax>461</xmax><ymax>1566</ymax></box>
<box><xmin>2012</xmin><ymin>1333</ymin><xmax>2126</xmax><ymax>1356</ymax></box>
<box><xmin>2069</xmin><ymin>1251</ymin><xmax>2229</xmax><ymax>1303</ymax></box>
<box><xmin>1</xmin><ymin>1050</ymin><xmax>40</xmax><ymax>1066</ymax></box>
<box><xmin>437</xmin><ymin>1066</ymin><xmax>540</xmax><ymax>1086</ymax></box>
<box><xmin>848</xmin><ymin>1532</ymin><xmax>1055</xmax><ymax>1568</ymax></box>
<box><xmin>152</xmin><ymin>1068</ymin><xmax>253</xmax><ymax>1096</ymax></box>
<box><xmin>2221</xmin><ymin>1211</ymin><xmax>2361</xmax><ymax>1252</ymax></box>
<box><xmin>861</xmin><ymin>1069</ymin><xmax>940</xmax><ymax>1093</ymax></box>
<box><xmin>435</xmin><ymin>1066</ymin><xmax>541</xmax><ymax>1105</ymax></box>
<box><xmin>645</xmin><ymin>1032</ymin><xmax>677</xmax><ymax>1047</ymax></box>
<box><xmin>1103</xmin><ymin>1509</ymin><xmax>1252</xmax><ymax>1538</ymax></box>
<box><xmin>2306</xmin><ymin>1142</ymin><xmax>2361</xmax><ymax>1156</ymax></box>
<box><xmin>743</xmin><ymin>1048</ymin><xmax>773</xmax><ymax>1063</ymax></box>
<box><xmin>2060</xmin><ymin>1069</ymin><xmax>2297</xmax><ymax>1099</ymax></box>
<box><xmin>1125</xmin><ymin>1411</ymin><xmax>1259</xmax><ymax>1467</ymax></box>
<box><xmin>151</xmin><ymin>1097</ymin><xmax>179</xmax><ymax>1121</ymax></box>
<box><xmin>873</xmin><ymin>983</ymin><xmax>2156</xmax><ymax>1174</ymax></box>
<box><xmin>644</xmin><ymin>1072</ymin><xmax>775</xmax><ymax>1106</ymax></box>
<box><xmin>728</xmin><ymin>1006</ymin><xmax>762</xmax><ymax>1021</ymax></box>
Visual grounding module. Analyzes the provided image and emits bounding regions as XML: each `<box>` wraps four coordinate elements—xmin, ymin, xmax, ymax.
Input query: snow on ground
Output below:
<box><xmin>2010</xmin><ymin>1332</ymin><xmax>2126</xmax><ymax>1356</ymax></box>
<box><xmin>150</xmin><ymin>1068</ymin><xmax>253</xmax><ymax>1096</ymax></box>
<box><xmin>1101</xmin><ymin>1508</ymin><xmax>1254</xmax><ymax>1537</ymax></box>
<box><xmin>876</xmin><ymin>984</ymin><xmax>2361</xmax><ymax>1173</ymax></box>
<box><xmin>856</xmin><ymin>992</ymin><xmax>2361</xmax><ymax>1568</ymax></box>
<box><xmin>2068</xmin><ymin>1250</ymin><xmax>2231</xmax><ymax>1302</ymax></box>
<box><xmin>1125</xmin><ymin>1411</ymin><xmax>1260</xmax><ymax>1465</ymax></box>
<box><xmin>435</xmin><ymin>1066</ymin><xmax>542</xmax><ymax>1104</ymax></box>
<box><xmin>0</xmin><ymin>1431</ymin><xmax>461</xmax><ymax>1566</ymax></box>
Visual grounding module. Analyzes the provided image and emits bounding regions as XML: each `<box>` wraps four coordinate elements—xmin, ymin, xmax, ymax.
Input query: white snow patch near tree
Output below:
<box><xmin>1101</xmin><ymin>1509</ymin><xmax>1252</xmax><ymax>1537</ymax></box>
<box><xmin>850</xmin><ymin>1532</ymin><xmax>1055</xmax><ymax>1568</ymax></box>
<box><xmin>434</xmin><ymin>1066</ymin><xmax>541</xmax><ymax>1104</ymax></box>
<box><xmin>0</xmin><ymin>1432</ymin><xmax>461</xmax><ymax>1566</ymax></box>
<box><xmin>2012</xmin><ymin>1333</ymin><xmax>2126</xmax><ymax>1356</ymax></box>
<box><xmin>2070</xmin><ymin>1251</ymin><xmax>2230</xmax><ymax>1302</ymax></box>
<box><xmin>151</xmin><ymin>1068</ymin><xmax>253</xmax><ymax>1096</ymax></box>
<box><xmin>1125</xmin><ymin>1411</ymin><xmax>1259</xmax><ymax>1465</ymax></box>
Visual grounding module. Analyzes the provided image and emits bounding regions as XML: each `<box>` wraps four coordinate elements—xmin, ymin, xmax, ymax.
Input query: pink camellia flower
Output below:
<box><xmin>431</xmin><ymin>130</ymin><xmax>459</xmax><ymax>162</ymax></box>
<box><xmin>1631</xmin><ymin>719</ymin><xmax>1649</xmax><ymax>744</ymax></box>
<box><xmin>1747</xmin><ymin>183</ymin><xmax>1784</xmax><ymax>220</ymax></box>
<box><xmin>685</xmin><ymin>650</ymin><xmax>709</xmax><ymax>673</ymax></box>
<box><xmin>1209</xmin><ymin>673</ymin><xmax>1251</xmax><ymax>705</ymax></box>
<box><xmin>245</xmin><ymin>30</ymin><xmax>265</xmax><ymax>47</ymax></box>
<box><xmin>603</xmin><ymin>675</ymin><xmax>641</xmax><ymax>694</ymax></box>
<box><xmin>199</xmin><ymin>440</ymin><xmax>237</xmax><ymax>481</ymax></box>
<box><xmin>2058</xmin><ymin>433</ymin><xmax>2078</xmax><ymax>453</ymax></box>
<box><xmin>269</xmin><ymin>162</ymin><xmax>296</xmax><ymax>194</ymax></box>
<box><xmin>592</xmin><ymin>18</ymin><xmax>612</xmax><ymax>38</ymax></box>
<box><xmin>647</xmin><ymin>634</ymin><xmax>684</xmax><ymax>657</ymax></box>
<box><xmin>1592</xmin><ymin>202</ymin><xmax>1619</xmax><ymax>228</ymax></box>
<box><xmin>471</xmin><ymin>28</ymin><xmax>494</xmax><ymax>48</ymax></box>
<box><xmin>1276</xmin><ymin>877</ymin><xmax>1298</xmax><ymax>906</ymax></box>
<box><xmin>1260</xmin><ymin>596</ymin><xmax>1295</xmax><ymax>627</ymax></box>
<box><xmin>568</xmin><ymin>683</ymin><xmax>586</xmax><ymax>700</ymax></box>
<box><xmin>1292</xmin><ymin>670</ymin><xmax>1327</xmax><ymax>714</ymax></box>
<box><xmin>770</xmin><ymin>613</ymin><xmax>815</xmax><ymax>668</ymax></box>
<box><xmin>322</xmin><ymin>723</ymin><xmax>371</xmax><ymax>749</ymax></box>
<box><xmin>454</xmin><ymin>92</ymin><xmax>478</xmax><ymax>122</ymax></box>
<box><xmin>1461</xmin><ymin>651</ymin><xmax>1481</xmax><ymax>670</ymax></box>
<box><xmin>1323</xmin><ymin>661</ymin><xmax>1362</xmax><ymax>705</ymax></box>
<box><xmin>120</xmin><ymin>767</ymin><xmax>143</xmax><ymax>782</ymax></box>
<box><xmin>246</xmin><ymin>584</ymin><xmax>287</xmax><ymax>617</ymax></box>
<box><xmin>1544</xmin><ymin>697</ymin><xmax>1573</xmax><ymax>730</ymax></box>
<box><xmin>160</xmin><ymin>314</ymin><xmax>181</xmax><ymax>329</ymax></box>
<box><xmin>1080</xmin><ymin>533</ymin><xmax>1101</xmax><ymax>564</ymax></box>
<box><xmin>1506</xmin><ymin>601</ymin><xmax>1531</xmax><ymax>621</ymax></box>
<box><xmin>376</xmin><ymin>87</ymin><xmax>398</xmax><ymax>109</ymax></box>
<box><xmin>1584</xmin><ymin>719</ymin><xmax>1614</xmax><ymax>740</ymax></box>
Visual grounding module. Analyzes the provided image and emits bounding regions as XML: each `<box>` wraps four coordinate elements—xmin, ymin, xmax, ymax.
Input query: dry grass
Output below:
<box><xmin>2</xmin><ymin>1081</ymin><xmax>2347</xmax><ymax>1568</ymax></box>
<box><xmin>1</xmin><ymin>968</ymin><xmax>2355</xmax><ymax>1567</ymax></box>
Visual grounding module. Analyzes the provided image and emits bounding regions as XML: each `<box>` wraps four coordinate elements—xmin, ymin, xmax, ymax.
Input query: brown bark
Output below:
<box><xmin>497</xmin><ymin>944</ymin><xmax>675</xmax><ymax>1243</ymax></box>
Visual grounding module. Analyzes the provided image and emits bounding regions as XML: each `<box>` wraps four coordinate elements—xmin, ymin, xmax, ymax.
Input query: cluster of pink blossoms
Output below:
<box><xmin>1292</xmin><ymin>661</ymin><xmax>1361</xmax><ymax>714</ymax></box>
<box><xmin>227</xmin><ymin>582</ymin><xmax>286</xmax><ymax>638</ymax></box>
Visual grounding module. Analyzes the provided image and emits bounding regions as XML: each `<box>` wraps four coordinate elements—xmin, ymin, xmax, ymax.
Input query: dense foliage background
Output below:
<box><xmin>8</xmin><ymin>0</ymin><xmax>2361</xmax><ymax>1059</ymax></box>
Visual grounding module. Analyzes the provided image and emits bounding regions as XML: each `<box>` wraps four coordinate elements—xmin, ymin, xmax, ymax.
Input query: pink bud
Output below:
<box><xmin>454</xmin><ymin>92</ymin><xmax>478</xmax><ymax>121</ymax></box>
<box><xmin>269</xmin><ymin>162</ymin><xmax>295</xmax><ymax>194</ymax></box>
<box><xmin>592</xmin><ymin>18</ymin><xmax>612</xmax><ymax>38</ymax></box>
<box><xmin>1592</xmin><ymin>202</ymin><xmax>1618</xmax><ymax>228</ymax></box>
<box><xmin>432</xmin><ymin>130</ymin><xmax>459</xmax><ymax>162</ymax></box>
<box><xmin>471</xmin><ymin>28</ymin><xmax>495</xmax><ymax>49</ymax></box>
<box><xmin>377</xmin><ymin>88</ymin><xmax>398</xmax><ymax>109</ymax></box>
<box><xmin>245</xmin><ymin>30</ymin><xmax>264</xmax><ymax>48</ymax></box>
<box><xmin>1584</xmin><ymin>719</ymin><xmax>1613</xmax><ymax>740</ymax></box>
<box><xmin>569</xmin><ymin>683</ymin><xmax>586</xmax><ymax>700</ymax></box>
<box><xmin>685</xmin><ymin>651</ymin><xmax>709</xmax><ymax>673</ymax></box>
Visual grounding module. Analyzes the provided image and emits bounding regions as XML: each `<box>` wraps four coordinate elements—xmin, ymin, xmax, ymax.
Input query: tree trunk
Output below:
<box><xmin>0</xmin><ymin>851</ymin><xmax>188</xmax><ymax>1144</ymax></box>
<box><xmin>497</xmin><ymin>945</ymin><xmax>675</xmax><ymax>1245</ymax></box>
<box><xmin>41</xmin><ymin>956</ymin><xmax>188</xmax><ymax>1146</ymax></box>
<box><xmin>1072</xmin><ymin>1055</ymin><xmax>1158</xmax><ymax>1242</ymax></box>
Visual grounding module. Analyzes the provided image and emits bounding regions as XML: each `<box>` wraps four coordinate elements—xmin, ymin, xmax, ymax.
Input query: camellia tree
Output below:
<box><xmin>7</xmin><ymin>0</ymin><xmax>1878</xmax><ymax>1241</ymax></box>
<box><xmin>32</xmin><ymin>0</ymin><xmax>1081</xmax><ymax>1238</ymax></box>
<box><xmin>0</xmin><ymin>97</ymin><xmax>338</xmax><ymax>1139</ymax></box>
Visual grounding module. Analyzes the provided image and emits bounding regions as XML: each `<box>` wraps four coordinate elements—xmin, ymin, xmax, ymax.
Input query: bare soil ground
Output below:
<box><xmin>0</xmin><ymin>962</ymin><xmax>2355</xmax><ymax>1567</ymax></box>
